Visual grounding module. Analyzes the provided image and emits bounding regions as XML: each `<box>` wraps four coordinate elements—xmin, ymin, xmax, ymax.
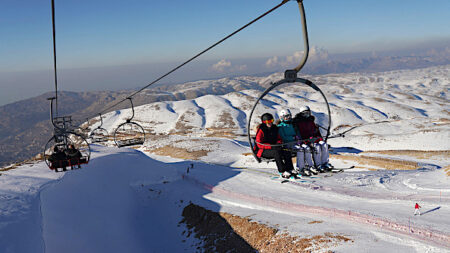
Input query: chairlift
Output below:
<box><xmin>43</xmin><ymin>97</ymin><xmax>91</xmax><ymax>172</ymax></box>
<box><xmin>113</xmin><ymin>98</ymin><xmax>145</xmax><ymax>148</ymax></box>
<box><xmin>89</xmin><ymin>114</ymin><xmax>109</xmax><ymax>143</ymax></box>
<box><xmin>246</xmin><ymin>0</ymin><xmax>331</xmax><ymax>163</ymax></box>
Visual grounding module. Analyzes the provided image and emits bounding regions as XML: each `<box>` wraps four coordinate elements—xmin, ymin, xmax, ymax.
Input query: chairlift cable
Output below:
<box><xmin>51</xmin><ymin>0</ymin><xmax>59</xmax><ymax>116</ymax></box>
<box><xmin>91</xmin><ymin>0</ymin><xmax>291</xmax><ymax>119</ymax></box>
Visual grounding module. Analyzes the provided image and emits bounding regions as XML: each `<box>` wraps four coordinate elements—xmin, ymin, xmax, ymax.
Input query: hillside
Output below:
<box><xmin>92</xmin><ymin>65</ymin><xmax>449</xmax><ymax>154</ymax></box>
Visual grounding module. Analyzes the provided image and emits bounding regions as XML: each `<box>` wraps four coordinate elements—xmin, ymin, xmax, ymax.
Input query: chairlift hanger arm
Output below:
<box><xmin>285</xmin><ymin>0</ymin><xmax>309</xmax><ymax>81</ymax></box>
<box><xmin>96</xmin><ymin>113</ymin><xmax>104</xmax><ymax>128</ymax></box>
<box><xmin>127</xmin><ymin>97</ymin><xmax>135</xmax><ymax>122</ymax></box>
<box><xmin>47</xmin><ymin>97</ymin><xmax>63</xmax><ymax>132</ymax></box>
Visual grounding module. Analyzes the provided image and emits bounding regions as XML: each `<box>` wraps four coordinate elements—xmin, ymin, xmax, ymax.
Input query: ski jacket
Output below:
<box><xmin>48</xmin><ymin>151</ymin><xmax>67</xmax><ymax>163</ymax></box>
<box><xmin>255</xmin><ymin>124</ymin><xmax>282</xmax><ymax>158</ymax></box>
<box><xmin>415</xmin><ymin>203</ymin><xmax>420</xmax><ymax>209</ymax></box>
<box><xmin>277</xmin><ymin>120</ymin><xmax>297</xmax><ymax>143</ymax></box>
<box><xmin>293</xmin><ymin>115</ymin><xmax>322</xmax><ymax>142</ymax></box>
<box><xmin>66</xmin><ymin>148</ymin><xmax>82</xmax><ymax>159</ymax></box>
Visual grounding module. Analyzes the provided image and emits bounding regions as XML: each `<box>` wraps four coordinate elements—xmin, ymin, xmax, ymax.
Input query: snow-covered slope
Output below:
<box><xmin>92</xmin><ymin>64</ymin><xmax>449</xmax><ymax>152</ymax></box>
<box><xmin>1</xmin><ymin>65</ymin><xmax>449</xmax><ymax>252</ymax></box>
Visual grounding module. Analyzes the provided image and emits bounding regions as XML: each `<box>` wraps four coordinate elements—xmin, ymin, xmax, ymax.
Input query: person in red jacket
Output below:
<box><xmin>255</xmin><ymin>113</ymin><xmax>294</xmax><ymax>178</ymax></box>
<box><xmin>414</xmin><ymin>203</ymin><xmax>421</xmax><ymax>216</ymax></box>
<box><xmin>293</xmin><ymin>106</ymin><xmax>333</xmax><ymax>173</ymax></box>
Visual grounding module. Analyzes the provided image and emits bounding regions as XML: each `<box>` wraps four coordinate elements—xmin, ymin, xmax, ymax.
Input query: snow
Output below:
<box><xmin>0</xmin><ymin>65</ymin><xmax>449</xmax><ymax>252</ymax></box>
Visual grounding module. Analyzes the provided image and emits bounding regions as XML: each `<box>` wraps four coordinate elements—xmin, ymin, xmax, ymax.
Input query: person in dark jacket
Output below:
<box><xmin>48</xmin><ymin>146</ymin><xmax>67</xmax><ymax>170</ymax></box>
<box><xmin>66</xmin><ymin>144</ymin><xmax>83</xmax><ymax>167</ymax></box>
<box><xmin>293</xmin><ymin>106</ymin><xmax>332</xmax><ymax>172</ymax></box>
<box><xmin>294</xmin><ymin>106</ymin><xmax>322</xmax><ymax>141</ymax></box>
<box><xmin>255</xmin><ymin>113</ymin><xmax>295</xmax><ymax>178</ymax></box>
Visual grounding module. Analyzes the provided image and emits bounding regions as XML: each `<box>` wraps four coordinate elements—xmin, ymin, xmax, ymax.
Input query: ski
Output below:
<box><xmin>330</xmin><ymin>165</ymin><xmax>355</xmax><ymax>172</ymax></box>
<box><xmin>271</xmin><ymin>174</ymin><xmax>316</xmax><ymax>184</ymax></box>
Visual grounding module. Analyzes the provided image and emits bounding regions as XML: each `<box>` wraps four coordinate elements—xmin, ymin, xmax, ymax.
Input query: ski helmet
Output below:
<box><xmin>279</xmin><ymin>109</ymin><xmax>291</xmax><ymax>121</ymax></box>
<box><xmin>299</xmin><ymin>105</ymin><xmax>311</xmax><ymax>117</ymax></box>
<box><xmin>261</xmin><ymin>113</ymin><xmax>274</xmax><ymax>122</ymax></box>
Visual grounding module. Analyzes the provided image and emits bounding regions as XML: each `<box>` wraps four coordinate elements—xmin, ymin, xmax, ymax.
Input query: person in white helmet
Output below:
<box><xmin>293</xmin><ymin>106</ymin><xmax>333</xmax><ymax>174</ymax></box>
<box><xmin>277</xmin><ymin>109</ymin><xmax>297</xmax><ymax>148</ymax></box>
<box><xmin>276</xmin><ymin>108</ymin><xmax>304</xmax><ymax>176</ymax></box>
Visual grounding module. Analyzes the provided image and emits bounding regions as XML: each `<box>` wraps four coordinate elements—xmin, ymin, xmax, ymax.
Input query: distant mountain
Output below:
<box><xmin>304</xmin><ymin>55</ymin><xmax>450</xmax><ymax>75</ymax></box>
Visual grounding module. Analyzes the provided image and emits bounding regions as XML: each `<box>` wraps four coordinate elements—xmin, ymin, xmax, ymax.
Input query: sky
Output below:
<box><xmin>0</xmin><ymin>0</ymin><xmax>449</xmax><ymax>105</ymax></box>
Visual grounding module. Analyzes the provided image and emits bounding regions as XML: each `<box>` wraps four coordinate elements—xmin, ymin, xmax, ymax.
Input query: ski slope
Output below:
<box><xmin>1</xmin><ymin>145</ymin><xmax>448</xmax><ymax>252</ymax></box>
<box><xmin>0</xmin><ymin>65</ymin><xmax>449</xmax><ymax>252</ymax></box>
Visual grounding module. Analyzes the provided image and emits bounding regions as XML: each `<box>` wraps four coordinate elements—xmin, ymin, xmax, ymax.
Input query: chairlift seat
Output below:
<box><xmin>116</xmin><ymin>138</ymin><xmax>145</xmax><ymax>148</ymax></box>
<box><xmin>49</xmin><ymin>157</ymin><xmax>88</xmax><ymax>172</ymax></box>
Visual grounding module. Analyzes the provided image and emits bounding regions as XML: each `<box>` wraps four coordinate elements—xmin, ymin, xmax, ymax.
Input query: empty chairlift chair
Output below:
<box><xmin>113</xmin><ymin>98</ymin><xmax>146</xmax><ymax>148</ymax></box>
<box><xmin>89</xmin><ymin>114</ymin><xmax>109</xmax><ymax>143</ymax></box>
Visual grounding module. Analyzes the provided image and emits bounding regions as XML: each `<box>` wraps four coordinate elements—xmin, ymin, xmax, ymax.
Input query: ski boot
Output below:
<box><xmin>320</xmin><ymin>163</ymin><xmax>334</xmax><ymax>172</ymax></box>
<box><xmin>281</xmin><ymin>171</ymin><xmax>292</xmax><ymax>179</ymax></box>
<box><xmin>317</xmin><ymin>165</ymin><xmax>326</xmax><ymax>173</ymax></box>
<box><xmin>308</xmin><ymin>166</ymin><xmax>319</xmax><ymax>175</ymax></box>
<box><xmin>300</xmin><ymin>168</ymin><xmax>312</xmax><ymax>177</ymax></box>
<box><xmin>290</xmin><ymin>167</ymin><xmax>301</xmax><ymax>176</ymax></box>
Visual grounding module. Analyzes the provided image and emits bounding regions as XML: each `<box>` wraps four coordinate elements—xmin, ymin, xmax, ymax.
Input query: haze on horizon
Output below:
<box><xmin>1</xmin><ymin>0</ymin><xmax>449</xmax><ymax>106</ymax></box>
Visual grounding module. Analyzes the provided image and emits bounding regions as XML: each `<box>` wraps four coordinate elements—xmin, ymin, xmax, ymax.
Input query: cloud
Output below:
<box><xmin>211</xmin><ymin>59</ymin><xmax>247</xmax><ymax>72</ymax></box>
<box><xmin>236</xmin><ymin>64</ymin><xmax>247</xmax><ymax>71</ymax></box>
<box><xmin>265</xmin><ymin>46</ymin><xmax>329</xmax><ymax>68</ymax></box>
<box><xmin>265</xmin><ymin>56</ymin><xmax>279</xmax><ymax>68</ymax></box>
<box><xmin>212</xmin><ymin>59</ymin><xmax>231</xmax><ymax>72</ymax></box>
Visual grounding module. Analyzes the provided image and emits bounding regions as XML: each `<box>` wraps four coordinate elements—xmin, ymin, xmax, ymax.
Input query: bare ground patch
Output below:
<box><xmin>444</xmin><ymin>166</ymin><xmax>450</xmax><ymax>176</ymax></box>
<box><xmin>308</xmin><ymin>220</ymin><xmax>324</xmax><ymax>224</ymax></box>
<box><xmin>171</xmin><ymin>111</ymin><xmax>198</xmax><ymax>135</ymax></box>
<box><xmin>364</xmin><ymin>150</ymin><xmax>450</xmax><ymax>160</ymax></box>
<box><xmin>0</xmin><ymin>157</ymin><xmax>42</xmax><ymax>172</ymax></box>
<box><xmin>213</xmin><ymin>111</ymin><xmax>237</xmax><ymax>129</ymax></box>
<box><xmin>204</xmin><ymin>127</ymin><xmax>238</xmax><ymax>138</ymax></box>
<box><xmin>331</xmin><ymin>154</ymin><xmax>420</xmax><ymax>170</ymax></box>
<box><xmin>181</xmin><ymin>203</ymin><xmax>352</xmax><ymax>252</ymax></box>
<box><xmin>146</xmin><ymin>146</ymin><xmax>208</xmax><ymax>160</ymax></box>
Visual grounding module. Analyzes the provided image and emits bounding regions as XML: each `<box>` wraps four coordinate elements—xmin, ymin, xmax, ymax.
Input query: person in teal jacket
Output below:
<box><xmin>276</xmin><ymin>109</ymin><xmax>298</xmax><ymax>148</ymax></box>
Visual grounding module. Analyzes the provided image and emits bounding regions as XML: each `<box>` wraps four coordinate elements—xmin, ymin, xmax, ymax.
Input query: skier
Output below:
<box><xmin>48</xmin><ymin>145</ymin><xmax>68</xmax><ymax>170</ymax></box>
<box><xmin>293</xmin><ymin>106</ymin><xmax>333</xmax><ymax>173</ymax></box>
<box><xmin>277</xmin><ymin>109</ymin><xmax>311</xmax><ymax>177</ymax></box>
<box><xmin>414</xmin><ymin>203</ymin><xmax>421</xmax><ymax>216</ymax></box>
<box><xmin>255</xmin><ymin>113</ymin><xmax>295</xmax><ymax>178</ymax></box>
<box><xmin>276</xmin><ymin>109</ymin><xmax>297</xmax><ymax>149</ymax></box>
<box><xmin>66</xmin><ymin>144</ymin><xmax>83</xmax><ymax>167</ymax></box>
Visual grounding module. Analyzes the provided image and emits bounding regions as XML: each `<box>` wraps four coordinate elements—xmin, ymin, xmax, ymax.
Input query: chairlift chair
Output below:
<box><xmin>246</xmin><ymin>0</ymin><xmax>331</xmax><ymax>163</ymax></box>
<box><xmin>43</xmin><ymin>97</ymin><xmax>91</xmax><ymax>172</ymax></box>
<box><xmin>89</xmin><ymin>114</ymin><xmax>109</xmax><ymax>143</ymax></box>
<box><xmin>113</xmin><ymin>98</ymin><xmax>145</xmax><ymax>148</ymax></box>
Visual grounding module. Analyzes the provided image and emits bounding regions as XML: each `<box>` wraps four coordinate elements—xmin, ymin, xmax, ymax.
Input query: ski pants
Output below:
<box><xmin>261</xmin><ymin>149</ymin><xmax>294</xmax><ymax>173</ymax></box>
<box><xmin>296</xmin><ymin>141</ymin><xmax>329</xmax><ymax>169</ymax></box>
